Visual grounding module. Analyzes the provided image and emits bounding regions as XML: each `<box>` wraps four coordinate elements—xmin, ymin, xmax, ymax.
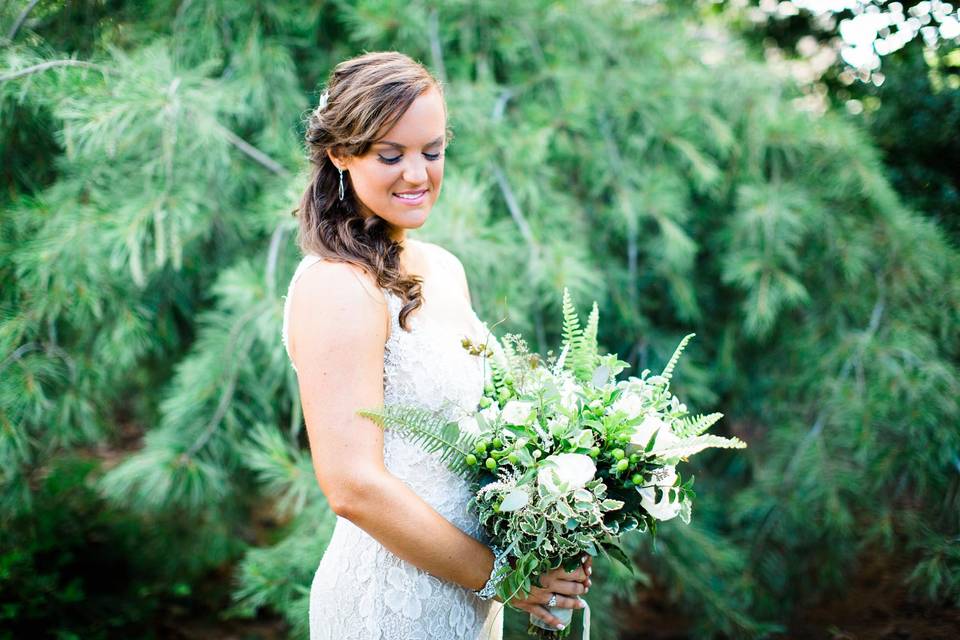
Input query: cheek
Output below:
<box><xmin>355</xmin><ymin>164</ymin><xmax>396</xmax><ymax>196</ymax></box>
<box><xmin>431</xmin><ymin>162</ymin><xmax>444</xmax><ymax>183</ymax></box>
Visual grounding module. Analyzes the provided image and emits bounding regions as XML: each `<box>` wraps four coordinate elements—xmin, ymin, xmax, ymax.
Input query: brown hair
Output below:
<box><xmin>297</xmin><ymin>51</ymin><xmax>452</xmax><ymax>332</ymax></box>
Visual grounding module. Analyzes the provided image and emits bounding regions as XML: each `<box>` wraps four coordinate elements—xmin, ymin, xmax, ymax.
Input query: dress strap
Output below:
<box><xmin>381</xmin><ymin>288</ymin><xmax>404</xmax><ymax>342</ymax></box>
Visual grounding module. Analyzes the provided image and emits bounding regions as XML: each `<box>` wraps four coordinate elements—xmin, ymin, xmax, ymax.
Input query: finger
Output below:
<box><xmin>557</xmin><ymin>565</ymin><xmax>587</xmax><ymax>582</ymax></box>
<box><xmin>546</xmin><ymin>593</ymin><xmax>585</xmax><ymax>610</ymax></box>
<box><xmin>546</xmin><ymin>578</ymin><xmax>587</xmax><ymax>596</ymax></box>
<box><xmin>528</xmin><ymin>605</ymin><xmax>567</xmax><ymax>630</ymax></box>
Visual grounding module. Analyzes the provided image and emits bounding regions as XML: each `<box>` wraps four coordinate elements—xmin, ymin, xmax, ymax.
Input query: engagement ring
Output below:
<box><xmin>546</xmin><ymin>593</ymin><xmax>558</xmax><ymax>608</ymax></box>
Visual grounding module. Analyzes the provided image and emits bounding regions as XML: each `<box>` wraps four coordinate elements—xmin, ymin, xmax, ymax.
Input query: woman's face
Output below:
<box><xmin>329</xmin><ymin>86</ymin><xmax>446</xmax><ymax>242</ymax></box>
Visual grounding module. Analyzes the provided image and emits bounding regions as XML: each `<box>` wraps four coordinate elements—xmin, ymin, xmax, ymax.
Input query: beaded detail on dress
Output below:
<box><xmin>280</xmin><ymin>254</ymin><xmax>505</xmax><ymax>640</ymax></box>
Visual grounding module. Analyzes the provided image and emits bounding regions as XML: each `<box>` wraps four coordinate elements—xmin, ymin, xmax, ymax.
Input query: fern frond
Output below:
<box><xmin>357</xmin><ymin>404</ymin><xmax>479</xmax><ymax>475</ymax></box>
<box><xmin>552</xmin><ymin>343</ymin><xmax>570</xmax><ymax>376</ymax></box>
<box><xmin>673</xmin><ymin>412</ymin><xmax>724</xmax><ymax>438</ymax></box>
<box><xmin>654</xmin><ymin>434</ymin><xmax>747</xmax><ymax>460</ymax></box>
<box><xmin>500</xmin><ymin>334</ymin><xmax>520</xmax><ymax>377</ymax></box>
<box><xmin>560</xmin><ymin>288</ymin><xmax>582</xmax><ymax>357</ymax></box>
<box><xmin>560</xmin><ymin>288</ymin><xmax>583</xmax><ymax>377</ymax></box>
<box><xmin>662</xmin><ymin>333</ymin><xmax>696</xmax><ymax>381</ymax></box>
<box><xmin>571</xmin><ymin>301</ymin><xmax>600</xmax><ymax>380</ymax></box>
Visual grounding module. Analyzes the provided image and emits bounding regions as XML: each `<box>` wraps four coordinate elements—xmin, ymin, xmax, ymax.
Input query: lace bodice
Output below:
<box><xmin>280</xmin><ymin>254</ymin><xmax>505</xmax><ymax>640</ymax></box>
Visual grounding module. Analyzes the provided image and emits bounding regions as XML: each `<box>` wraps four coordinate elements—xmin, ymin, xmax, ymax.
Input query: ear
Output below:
<box><xmin>326</xmin><ymin>147</ymin><xmax>349</xmax><ymax>171</ymax></box>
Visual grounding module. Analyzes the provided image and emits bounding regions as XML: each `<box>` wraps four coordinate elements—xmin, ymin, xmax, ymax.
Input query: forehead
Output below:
<box><xmin>373</xmin><ymin>88</ymin><xmax>446</xmax><ymax>145</ymax></box>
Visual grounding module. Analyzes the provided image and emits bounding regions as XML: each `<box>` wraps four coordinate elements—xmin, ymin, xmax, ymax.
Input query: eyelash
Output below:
<box><xmin>377</xmin><ymin>152</ymin><xmax>443</xmax><ymax>165</ymax></box>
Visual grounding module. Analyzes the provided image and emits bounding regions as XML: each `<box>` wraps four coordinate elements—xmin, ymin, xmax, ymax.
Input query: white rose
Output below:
<box><xmin>537</xmin><ymin>453</ymin><xmax>596</xmax><ymax>496</ymax></box>
<box><xmin>547</xmin><ymin>412</ymin><xmax>570</xmax><ymax>432</ymax></box>
<box><xmin>611</xmin><ymin>392</ymin><xmax>644</xmax><ymax>419</ymax></box>
<box><xmin>636</xmin><ymin>465</ymin><xmax>682</xmax><ymax>521</ymax></box>
<box><xmin>478</xmin><ymin>404</ymin><xmax>500</xmax><ymax>424</ymax></box>
<box><xmin>501</xmin><ymin>400</ymin><xmax>534</xmax><ymax>425</ymax></box>
<box><xmin>628</xmin><ymin>414</ymin><xmax>680</xmax><ymax>454</ymax></box>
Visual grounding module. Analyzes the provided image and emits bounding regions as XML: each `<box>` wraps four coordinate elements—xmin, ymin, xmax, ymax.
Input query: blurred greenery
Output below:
<box><xmin>711</xmin><ymin>0</ymin><xmax>960</xmax><ymax>242</ymax></box>
<box><xmin>1</xmin><ymin>1</ymin><xmax>958</xmax><ymax>639</ymax></box>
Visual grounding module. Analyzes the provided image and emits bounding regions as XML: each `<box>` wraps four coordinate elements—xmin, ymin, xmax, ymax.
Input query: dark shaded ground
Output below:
<box><xmin>617</xmin><ymin>552</ymin><xmax>960</xmax><ymax>640</ymax></box>
<box><xmin>154</xmin><ymin>553</ymin><xmax>959</xmax><ymax>640</ymax></box>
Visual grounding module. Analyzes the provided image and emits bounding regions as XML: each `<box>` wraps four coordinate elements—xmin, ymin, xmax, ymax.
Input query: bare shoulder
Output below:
<box><xmin>287</xmin><ymin>258</ymin><xmax>389</xmax><ymax>363</ymax></box>
<box><xmin>414</xmin><ymin>239</ymin><xmax>470</xmax><ymax>303</ymax></box>
<box><xmin>416</xmin><ymin>239</ymin><xmax>464</xmax><ymax>272</ymax></box>
<box><xmin>293</xmin><ymin>257</ymin><xmax>384</xmax><ymax>303</ymax></box>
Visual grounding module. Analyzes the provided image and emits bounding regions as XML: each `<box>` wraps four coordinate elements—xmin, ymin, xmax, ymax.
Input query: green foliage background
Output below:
<box><xmin>2</xmin><ymin>1</ymin><xmax>958</xmax><ymax>638</ymax></box>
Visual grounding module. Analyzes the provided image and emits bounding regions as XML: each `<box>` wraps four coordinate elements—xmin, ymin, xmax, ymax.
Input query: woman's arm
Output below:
<box><xmin>287</xmin><ymin>260</ymin><xmax>493</xmax><ymax>591</ymax></box>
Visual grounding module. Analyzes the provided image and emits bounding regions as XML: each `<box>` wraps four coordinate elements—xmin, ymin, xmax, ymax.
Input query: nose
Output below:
<box><xmin>402</xmin><ymin>157</ymin><xmax>429</xmax><ymax>185</ymax></box>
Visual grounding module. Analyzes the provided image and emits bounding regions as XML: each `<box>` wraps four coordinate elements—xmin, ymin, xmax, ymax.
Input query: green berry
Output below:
<box><xmin>629</xmin><ymin>453</ymin><xmax>640</xmax><ymax>463</ymax></box>
<box><xmin>498</xmin><ymin>387</ymin><xmax>511</xmax><ymax>401</ymax></box>
<box><xmin>589</xmin><ymin>446</ymin><xmax>600</xmax><ymax>458</ymax></box>
<box><xmin>492</xmin><ymin>437</ymin><xmax>503</xmax><ymax>448</ymax></box>
<box><xmin>475</xmin><ymin>441</ymin><xmax>487</xmax><ymax>454</ymax></box>
<box><xmin>465</xmin><ymin>454</ymin><xmax>478</xmax><ymax>466</ymax></box>
<box><xmin>479</xmin><ymin>396</ymin><xmax>492</xmax><ymax>409</ymax></box>
<box><xmin>616</xmin><ymin>459</ymin><xmax>629</xmax><ymax>472</ymax></box>
<box><xmin>485</xmin><ymin>457</ymin><xmax>497</xmax><ymax>470</ymax></box>
<box><xmin>532</xmin><ymin>449</ymin><xmax>542</xmax><ymax>459</ymax></box>
<box><xmin>612</xmin><ymin>448</ymin><xmax>625</xmax><ymax>460</ymax></box>
<box><xmin>484</xmin><ymin>383</ymin><xmax>495</xmax><ymax>395</ymax></box>
<box><xmin>631</xmin><ymin>473</ymin><xmax>643</xmax><ymax>485</ymax></box>
<box><xmin>507</xmin><ymin>453</ymin><xmax>519</xmax><ymax>464</ymax></box>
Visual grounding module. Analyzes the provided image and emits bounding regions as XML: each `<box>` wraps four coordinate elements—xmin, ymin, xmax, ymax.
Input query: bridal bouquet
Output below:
<box><xmin>360</xmin><ymin>289</ymin><xmax>747</xmax><ymax>638</ymax></box>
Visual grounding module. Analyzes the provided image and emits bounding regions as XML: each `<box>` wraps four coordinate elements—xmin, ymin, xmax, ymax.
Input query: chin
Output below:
<box><xmin>405</xmin><ymin>214</ymin><xmax>429</xmax><ymax>229</ymax></box>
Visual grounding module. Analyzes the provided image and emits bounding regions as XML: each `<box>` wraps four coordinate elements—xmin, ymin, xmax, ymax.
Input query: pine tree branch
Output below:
<box><xmin>488</xmin><ymin>87</ymin><xmax>546</xmax><ymax>350</ymax></box>
<box><xmin>0</xmin><ymin>58</ymin><xmax>289</xmax><ymax>182</ymax></box>
<box><xmin>491</xmin><ymin>161</ymin><xmax>536</xmax><ymax>256</ymax></box>
<box><xmin>487</xmin><ymin>96</ymin><xmax>522</xmax><ymax>237</ymax></box>
<box><xmin>427</xmin><ymin>8</ymin><xmax>447</xmax><ymax>87</ymax></box>
<box><xmin>0</xmin><ymin>341</ymin><xmax>76</xmax><ymax>380</ymax></box>
<box><xmin>265</xmin><ymin>223</ymin><xmax>288</xmax><ymax>299</ymax></box>
<box><xmin>5</xmin><ymin>0</ymin><xmax>40</xmax><ymax>42</ymax></box>
<box><xmin>183</xmin><ymin>305</ymin><xmax>264</xmax><ymax>459</ymax></box>
<box><xmin>751</xmin><ymin>279</ymin><xmax>887</xmax><ymax>555</ymax></box>
<box><xmin>0</xmin><ymin>342</ymin><xmax>40</xmax><ymax>375</ymax></box>
<box><xmin>598</xmin><ymin>110</ymin><xmax>639</xmax><ymax>310</ymax></box>
<box><xmin>214</xmin><ymin>123</ymin><xmax>291</xmax><ymax>177</ymax></box>
<box><xmin>0</xmin><ymin>59</ymin><xmax>109</xmax><ymax>82</ymax></box>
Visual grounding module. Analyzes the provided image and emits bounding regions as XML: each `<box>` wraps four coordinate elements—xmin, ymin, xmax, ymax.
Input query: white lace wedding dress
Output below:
<box><xmin>281</xmin><ymin>254</ymin><xmax>506</xmax><ymax>640</ymax></box>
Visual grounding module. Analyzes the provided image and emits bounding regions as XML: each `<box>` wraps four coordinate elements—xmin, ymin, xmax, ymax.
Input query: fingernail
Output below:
<box><xmin>584</xmin><ymin>587</ymin><xmax>589</xmax><ymax>593</ymax></box>
<box><xmin>587</xmin><ymin>566</ymin><xmax>592</xmax><ymax>575</ymax></box>
<box><xmin>557</xmin><ymin>624</ymin><xmax>565</xmax><ymax>630</ymax></box>
<box><xmin>581</xmin><ymin>554</ymin><xmax>587</xmax><ymax>562</ymax></box>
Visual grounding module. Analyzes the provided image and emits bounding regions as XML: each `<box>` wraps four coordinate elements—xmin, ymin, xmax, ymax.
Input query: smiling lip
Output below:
<box><xmin>393</xmin><ymin>189</ymin><xmax>427</xmax><ymax>205</ymax></box>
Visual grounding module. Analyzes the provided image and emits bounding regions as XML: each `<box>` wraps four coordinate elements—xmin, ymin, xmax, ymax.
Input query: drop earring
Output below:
<box><xmin>338</xmin><ymin>168</ymin><xmax>345</xmax><ymax>201</ymax></box>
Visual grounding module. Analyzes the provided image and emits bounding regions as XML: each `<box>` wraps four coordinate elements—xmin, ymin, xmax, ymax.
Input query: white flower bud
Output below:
<box><xmin>537</xmin><ymin>453</ymin><xmax>597</xmax><ymax>496</ymax></box>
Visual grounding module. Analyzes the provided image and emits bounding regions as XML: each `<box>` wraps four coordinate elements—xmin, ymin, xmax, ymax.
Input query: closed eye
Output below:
<box><xmin>378</xmin><ymin>152</ymin><xmax>443</xmax><ymax>165</ymax></box>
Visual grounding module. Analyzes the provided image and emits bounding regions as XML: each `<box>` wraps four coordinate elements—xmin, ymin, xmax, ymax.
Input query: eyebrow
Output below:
<box><xmin>375</xmin><ymin>136</ymin><xmax>445</xmax><ymax>149</ymax></box>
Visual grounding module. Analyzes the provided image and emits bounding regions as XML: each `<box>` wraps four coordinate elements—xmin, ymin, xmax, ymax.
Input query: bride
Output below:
<box><xmin>281</xmin><ymin>51</ymin><xmax>592</xmax><ymax>639</ymax></box>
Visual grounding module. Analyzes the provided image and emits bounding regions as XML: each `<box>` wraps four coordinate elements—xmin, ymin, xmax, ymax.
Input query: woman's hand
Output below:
<box><xmin>502</xmin><ymin>555</ymin><xmax>593</xmax><ymax>629</ymax></box>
